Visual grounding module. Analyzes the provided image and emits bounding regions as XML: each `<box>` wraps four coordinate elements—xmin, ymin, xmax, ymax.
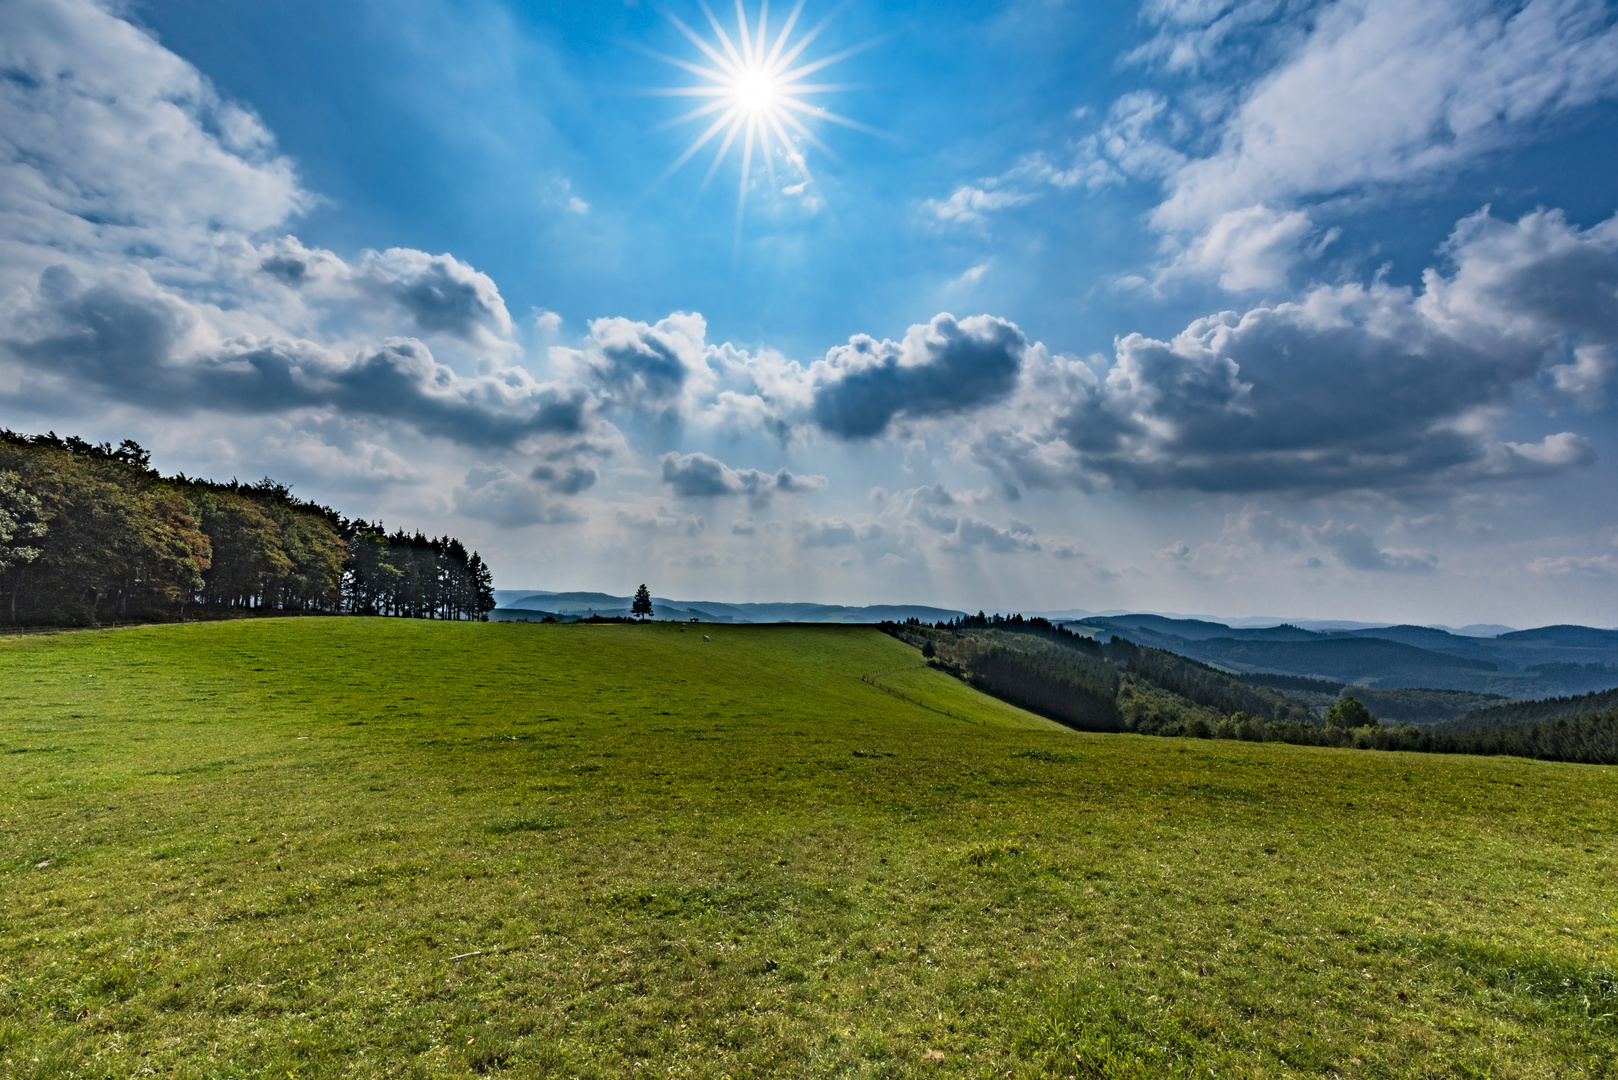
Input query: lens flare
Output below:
<box><xmin>646</xmin><ymin>1</ymin><xmax>880</xmax><ymax>230</ymax></box>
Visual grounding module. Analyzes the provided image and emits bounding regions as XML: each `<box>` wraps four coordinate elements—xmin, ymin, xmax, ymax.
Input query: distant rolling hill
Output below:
<box><xmin>1077</xmin><ymin>615</ymin><xmax>1618</xmax><ymax>700</ymax></box>
<box><xmin>490</xmin><ymin>590</ymin><xmax>966</xmax><ymax>626</ymax></box>
<box><xmin>486</xmin><ymin>593</ymin><xmax>1618</xmax><ymax>699</ymax></box>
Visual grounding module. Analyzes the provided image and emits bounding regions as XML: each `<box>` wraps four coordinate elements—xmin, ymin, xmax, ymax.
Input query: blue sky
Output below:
<box><xmin>4</xmin><ymin>0</ymin><xmax>1618</xmax><ymax>625</ymax></box>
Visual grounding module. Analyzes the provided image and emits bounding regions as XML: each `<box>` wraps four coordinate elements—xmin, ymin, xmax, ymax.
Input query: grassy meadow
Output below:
<box><xmin>1</xmin><ymin>618</ymin><xmax>1614</xmax><ymax>1078</ymax></box>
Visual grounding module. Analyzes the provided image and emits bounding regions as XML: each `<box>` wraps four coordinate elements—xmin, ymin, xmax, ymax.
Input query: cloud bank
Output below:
<box><xmin>3</xmin><ymin>0</ymin><xmax>1618</xmax><ymax>622</ymax></box>
<box><xmin>971</xmin><ymin>208</ymin><xmax>1614</xmax><ymax>494</ymax></box>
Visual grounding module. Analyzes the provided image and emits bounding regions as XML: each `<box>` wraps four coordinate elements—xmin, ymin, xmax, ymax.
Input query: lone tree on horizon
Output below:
<box><xmin>632</xmin><ymin>583</ymin><xmax>653</xmax><ymax>621</ymax></box>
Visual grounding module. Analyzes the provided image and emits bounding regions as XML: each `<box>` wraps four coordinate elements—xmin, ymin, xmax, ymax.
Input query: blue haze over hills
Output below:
<box><xmin>493</xmin><ymin>590</ymin><xmax>1618</xmax><ymax>701</ymax></box>
<box><xmin>490</xmin><ymin>590</ymin><xmax>966</xmax><ymax>626</ymax></box>
<box><xmin>1072</xmin><ymin>614</ymin><xmax>1618</xmax><ymax>700</ymax></box>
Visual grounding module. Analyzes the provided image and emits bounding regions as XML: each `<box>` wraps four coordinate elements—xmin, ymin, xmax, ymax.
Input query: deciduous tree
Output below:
<box><xmin>1326</xmin><ymin>696</ymin><xmax>1379</xmax><ymax>730</ymax></box>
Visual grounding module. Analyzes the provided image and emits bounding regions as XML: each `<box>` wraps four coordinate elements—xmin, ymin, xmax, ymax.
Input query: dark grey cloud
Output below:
<box><xmin>601</xmin><ymin>332</ymin><xmax>685</xmax><ymax>399</ymax></box>
<box><xmin>329</xmin><ymin>341</ymin><xmax>585</xmax><ymax>444</ymax></box>
<box><xmin>906</xmin><ymin>484</ymin><xmax>959</xmax><ymax>534</ymax></box>
<box><xmin>454</xmin><ymin>465</ymin><xmax>584</xmax><ymax>528</ymax></box>
<box><xmin>530</xmin><ymin>463</ymin><xmax>598</xmax><ymax>495</ymax></box>
<box><xmin>952</xmin><ymin>517</ymin><xmax>1039</xmax><ymax>553</ymax></box>
<box><xmin>795</xmin><ymin>517</ymin><xmax>883</xmax><ymax>548</ymax></box>
<box><xmin>259</xmin><ymin>255</ymin><xmax>308</xmax><ymax>285</ymax></box>
<box><xmin>658</xmin><ymin>451</ymin><xmax>826</xmax><ymax>504</ymax></box>
<box><xmin>1305</xmin><ymin>521</ymin><xmax>1437</xmax><ymax>573</ymax></box>
<box><xmin>968</xmin><ymin>427</ymin><xmax>1076</xmax><ymax>499</ymax></box>
<box><xmin>6</xmin><ymin>268</ymin><xmax>586</xmax><ymax>447</ymax></box>
<box><xmin>1025</xmin><ymin>209</ymin><xmax>1614</xmax><ymax>494</ymax></box>
<box><xmin>360</xmin><ymin>250</ymin><xmax>512</xmax><ymax>341</ymax></box>
<box><xmin>659</xmin><ymin>452</ymin><xmax>740</xmax><ymax>497</ymax></box>
<box><xmin>900</xmin><ymin>484</ymin><xmax>1039</xmax><ymax>553</ymax></box>
<box><xmin>614</xmin><ymin>506</ymin><xmax>705</xmax><ymax>535</ymax></box>
<box><xmin>252</xmin><ymin>239</ymin><xmax>515</xmax><ymax>343</ymax></box>
<box><xmin>773</xmin><ymin>470</ymin><xmax>828</xmax><ymax>494</ymax></box>
<box><xmin>577</xmin><ymin>314</ymin><xmax>710</xmax><ymax>415</ymax></box>
<box><xmin>812</xmin><ymin>313</ymin><xmax>1028</xmax><ymax>438</ymax></box>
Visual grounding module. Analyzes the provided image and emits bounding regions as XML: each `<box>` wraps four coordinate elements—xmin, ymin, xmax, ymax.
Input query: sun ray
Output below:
<box><xmin>755</xmin><ymin>0</ymin><xmax>771</xmax><ymax>67</ymax></box>
<box><xmin>769</xmin><ymin>1</ymin><xmax>847</xmax><ymax>74</ymax></box>
<box><xmin>737</xmin><ymin>113</ymin><xmax>756</xmax><ymax>221</ymax></box>
<box><xmin>655</xmin><ymin>96</ymin><xmax>734</xmax><ymax>134</ymax></box>
<box><xmin>765</xmin><ymin>110</ymin><xmax>821</xmax><ymax>178</ymax></box>
<box><xmin>657</xmin><ymin>106</ymin><xmax>741</xmax><ymax>186</ymax></box>
<box><xmin>701</xmin><ymin>111</ymin><xmax>747</xmax><ymax>191</ymax></box>
<box><xmin>773</xmin><ymin>104</ymin><xmax>839</xmax><ymax>162</ymax></box>
<box><xmin>698</xmin><ymin>2</ymin><xmax>748</xmax><ymax>74</ymax></box>
<box><xmin>631</xmin><ymin>43</ymin><xmax>730</xmax><ymax>83</ymax></box>
<box><xmin>763</xmin><ymin>0</ymin><xmax>807</xmax><ymax>70</ymax></box>
<box><xmin>758</xmin><ymin>105</ymin><xmax>779</xmax><ymax>192</ymax></box>
<box><xmin>777</xmin><ymin>37</ymin><xmax>881</xmax><ymax>84</ymax></box>
<box><xmin>663</xmin><ymin>11</ymin><xmax>737</xmax><ymax>76</ymax></box>
<box><xmin>647</xmin><ymin>87</ymin><xmax>738</xmax><ymax>99</ymax></box>
<box><xmin>775</xmin><ymin>96</ymin><xmax>890</xmax><ymax>139</ymax></box>
<box><xmin>733</xmin><ymin>0</ymin><xmax>756</xmax><ymax>68</ymax></box>
<box><xmin>649</xmin><ymin>1</ymin><xmax>883</xmax><ymax>225</ymax></box>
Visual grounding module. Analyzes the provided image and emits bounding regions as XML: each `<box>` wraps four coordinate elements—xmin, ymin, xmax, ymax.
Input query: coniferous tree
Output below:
<box><xmin>632</xmin><ymin>583</ymin><xmax>653</xmax><ymax>621</ymax></box>
<box><xmin>470</xmin><ymin>553</ymin><xmax>496</xmax><ymax>620</ymax></box>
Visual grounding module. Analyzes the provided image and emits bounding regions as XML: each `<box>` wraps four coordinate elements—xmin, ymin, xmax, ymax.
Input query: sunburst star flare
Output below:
<box><xmin>648</xmin><ymin>0</ymin><xmax>881</xmax><ymax>227</ymax></box>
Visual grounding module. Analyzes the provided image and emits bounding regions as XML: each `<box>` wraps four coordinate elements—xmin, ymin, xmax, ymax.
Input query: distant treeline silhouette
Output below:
<box><xmin>1240</xmin><ymin>671</ymin><xmax>1345</xmax><ymax>695</ymax></box>
<box><xmin>1447</xmin><ymin>686</ymin><xmax>1618</xmax><ymax>731</ymax></box>
<box><xmin>886</xmin><ymin>615</ymin><xmax>1618</xmax><ymax>766</ymax></box>
<box><xmin>0</xmin><ymin>430</ymin><xmax>494</xmax><ymax>626</ymax></box>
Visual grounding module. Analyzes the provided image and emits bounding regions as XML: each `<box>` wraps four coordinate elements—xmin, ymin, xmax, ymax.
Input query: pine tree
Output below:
<box><xmin>470</xmin><ymin>553</ymin><xmax>496</xmax><ymax>620</ymax></box>
<box><xmin>632</xmin><ymin>583</ymin><xmax>653</xmax><ymax>621</ymax></box>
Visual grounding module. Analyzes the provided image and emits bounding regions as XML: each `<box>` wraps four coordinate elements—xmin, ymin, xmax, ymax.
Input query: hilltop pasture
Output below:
<box><xmin>1</xmin><ymin>619</ymin><xmax>1614</xmax><ymax>1078</ymax></box>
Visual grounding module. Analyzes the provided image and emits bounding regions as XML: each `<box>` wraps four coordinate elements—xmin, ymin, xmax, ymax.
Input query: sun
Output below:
<box><xmin>646</xmin><ymin>0</ymin><xmax>878</xmax><ymax>226</ymax></box>
<box><xmin>732</xmin><ymin>67</ymin><xmax>777</xmax><ymax>113</ymax></box>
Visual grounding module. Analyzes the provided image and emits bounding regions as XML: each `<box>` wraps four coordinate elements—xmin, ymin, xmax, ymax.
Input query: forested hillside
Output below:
<box><xmin>1451</xmin><ymin>686</ymin><xmax>1618</xmax><ymax>731</ymax></box>
<box><xmin>0</xmin><ymin>431</ymin><xmax>495</xmax><ymax>626</ymax></box>
<box><xmin>890</xmin><ymin>615</ymin><xmax>1618</xmax><ymax>765</ymax></box>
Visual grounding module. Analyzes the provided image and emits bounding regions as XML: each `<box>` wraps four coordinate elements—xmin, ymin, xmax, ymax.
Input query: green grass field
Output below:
<box><xmin>1</xmin><ymin>619</ymin><xmax>1614</xmax><ymax>1079</ymax></box>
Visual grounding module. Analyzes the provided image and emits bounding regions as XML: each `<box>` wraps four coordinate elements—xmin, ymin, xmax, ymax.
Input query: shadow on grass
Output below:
<box><xmin>1025</xmin><ymin>936</ymin><xmax>1617</xmax><ymax>1079</ymax></box>
<box><xmin>1409</xmin><ymin>934</ymin><xmax>1618</xmax><ymax>1023</ymax></box>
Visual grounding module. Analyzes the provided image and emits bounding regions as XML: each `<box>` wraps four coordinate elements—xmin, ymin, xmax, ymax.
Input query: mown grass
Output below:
<box><xmin>0</xmin><ymin>617</ymin><xmax>1614</xmax><ymax>1079</ymax></box>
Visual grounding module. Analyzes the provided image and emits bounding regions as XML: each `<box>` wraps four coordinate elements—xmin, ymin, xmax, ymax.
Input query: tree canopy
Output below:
<box><xmin>632</xmin><ymin>584</ymin><xmax>654</xmax><ymax>621</ymax></box>
<box><xmin>0</xmin><ymin>430</ymin><xmax>496</xmax><ymax>626</ymax></box>
<box><xmin>1326</xmin><ymin>696</ymin><xmax>1380</xmax><ymax>730</ymax></box>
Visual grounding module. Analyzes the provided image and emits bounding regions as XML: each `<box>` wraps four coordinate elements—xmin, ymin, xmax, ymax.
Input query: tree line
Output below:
<box><xmin>1448</xmin><ymin>685</ymin><xmax>1618</xmax><ymax>731</ymax></box>
<box><xmin>885</xmin><ymin>618</ymin><xmax>1618</xmax><ymax>766</ymax></box>
<box><xmin>0</xmin><ymin>430</ymin><xmax>495</xmax><ymax>626</ymax></box>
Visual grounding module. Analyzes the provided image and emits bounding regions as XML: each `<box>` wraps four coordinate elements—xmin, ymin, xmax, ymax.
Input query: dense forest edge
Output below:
<box><xmin>883</xmin><ymin>613</ymin><xmax>1618</xmax><ymax>766</ymax></box>
<box><xmin>0</xmin><ymin>430</ymin><xmax>495</xmax><ymax>626</ymax></box>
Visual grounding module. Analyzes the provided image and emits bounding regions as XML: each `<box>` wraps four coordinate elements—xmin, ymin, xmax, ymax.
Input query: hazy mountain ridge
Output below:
<box><xmin>1077</xmin><ymin>615</ymin><xmax>1618</xmax><ymax>699</ymax></box>
<box><xmin>490</xmin><ymin>590</ymin><xmax>966</xmax><ymax>625</ymax></box>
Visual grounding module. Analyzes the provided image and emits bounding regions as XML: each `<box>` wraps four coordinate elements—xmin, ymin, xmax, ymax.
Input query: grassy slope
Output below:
<box><xmin>0</xmin><ymin>619</ymin><xmax>1613</xmax><ymax>1079</ymax></box>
